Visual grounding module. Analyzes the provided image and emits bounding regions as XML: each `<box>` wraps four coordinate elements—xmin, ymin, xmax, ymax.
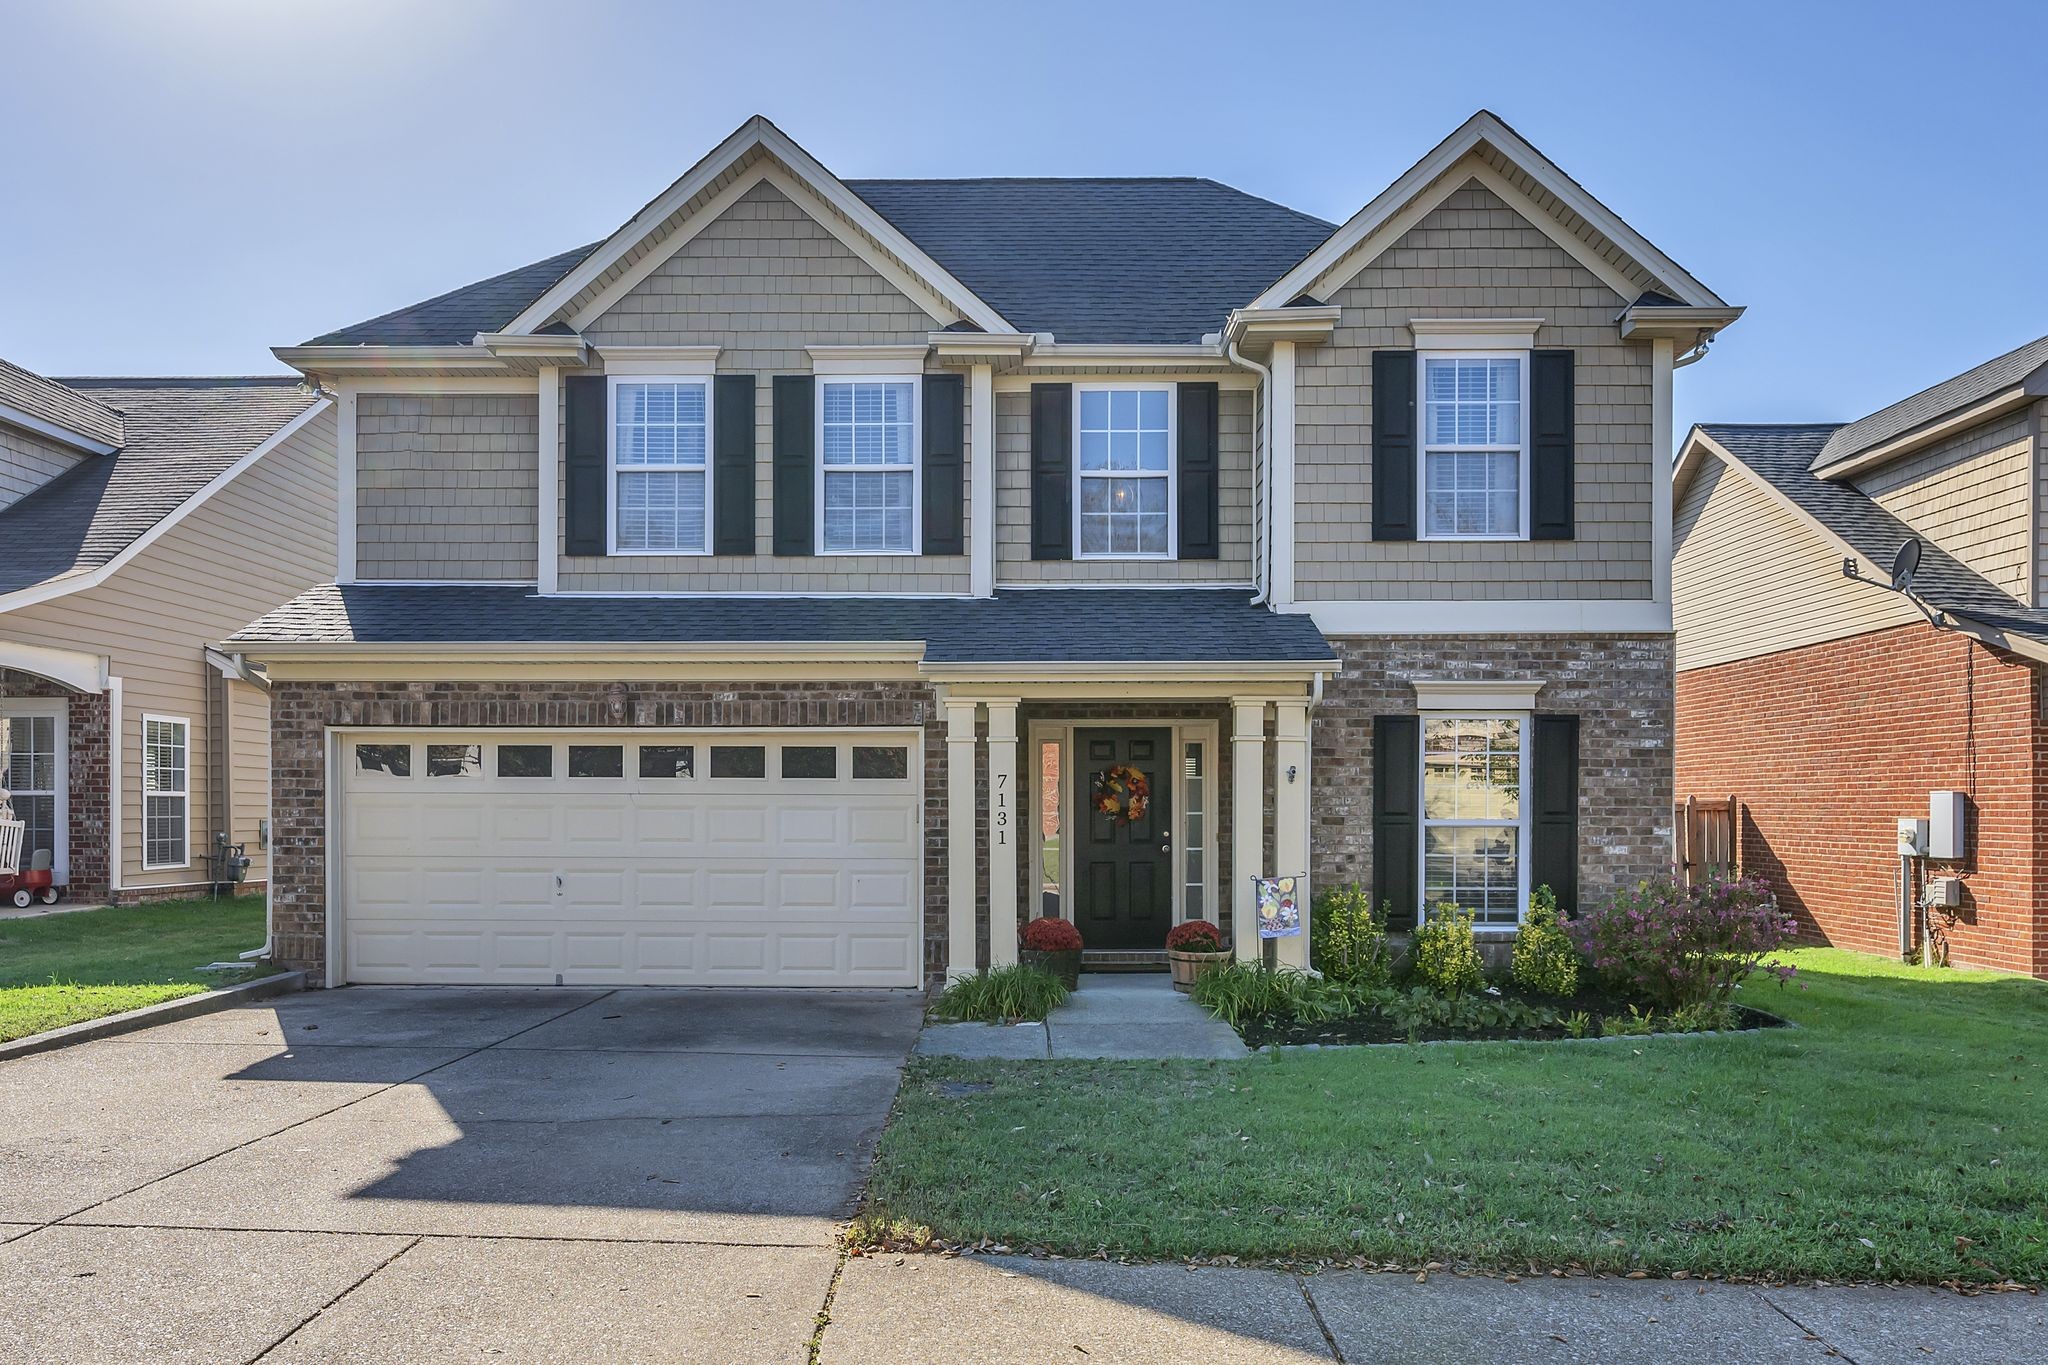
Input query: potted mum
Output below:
<box><xmin>1020</xmin><ymin>915</ymin><xmax>1084</xmax><ymax>990</ymax></box>
<box><xmin>1165</xmin><ymin>919</ymin><xmax>1231</xmax><ymax>992</ymax></box>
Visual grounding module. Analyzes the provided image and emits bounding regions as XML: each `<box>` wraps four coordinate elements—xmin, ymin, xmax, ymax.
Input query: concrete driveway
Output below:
<box><xmin>0</xmin><ymin>985</ymin><xmax>922</xmax><ymax>1363</ymax></box>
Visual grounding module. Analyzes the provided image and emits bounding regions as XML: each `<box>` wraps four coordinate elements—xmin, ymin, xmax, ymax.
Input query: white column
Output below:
<box><xmin>1230</xmin><ymin>699</ymin><xmax>1267</xmax><ymax>961</ymax></box>
<box><xmin>536</xmin><ymin>366</ymin><xmax>560</xmax><ymax>595</ymax></box>
<box><xmin>985</xmin><ymin>698</ymin><xmax>1020</xmax><ymax>967</ymax></box>
<box><xmin>106</xmin><ymin>675</ymin><xmax>123</xmax><ymax>893</ymax></box>
<box><xmin>945</xmin><ymin>698</ymin><xmax>980</xmax><ymax>980</ymax></box>
<box><xmin>1272</xmin><ymin>697</ymin><xmax>1312</xmax><ymax>970</ymax></box>
<box><xmin>969</xmin><ymin>363</ymin><xmax>995</xmax><ymax>598</ymax></box>
<box><xmin>1269</xmin><ymin>340</ymin><xmax>1297</xmax><ymax>608</ymax></box>
<box><xmin>334</xmin><ymin>384</ymin><xmax>357</xmax><ymax>584</ymax></box>
<box><xmin>1650</xmin><ymin>336</ymin><xmax>1675</xmax><ymax>615</ymax></box>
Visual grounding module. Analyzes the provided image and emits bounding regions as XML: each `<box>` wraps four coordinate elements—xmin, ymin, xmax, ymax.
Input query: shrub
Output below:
<box><xmin>932</xmin><ymin>965</ymin><xmax>1068</xmax><ymax>1022</ymax></box>
<box><xmin>1411</xmin><ymin>905</ymin><xmax>1486</xmax><ymax>998</ymax></box>
<box><xmin>1310</xmin><ymin>884</ymin><xmax>1393</xmax><ymax>988</ymax></box>
<box><xmin>1189</xmin><ymin>963</ymin><xmax>1354</xmax><ymax>1027</ymax></box>
<box><xmin>1020</xmin><ymin>915</ymin><xmax>1083</xmax><ymax>953</ymax></box>
<box><xmin>1166</xmin><ymin>919</ymin><xmax>1225</xmax><ymax>953</ymax></box>
<box><xmin>1373</xmin><ymin>985</ymin><xmax>1558</xmax><ymax>1042</ymax></box>
<box><xmin>1511</xmin><ymin>885</ymin><xmax>1581</xmax><ymax>997</ymax></box>
<box><xmin>1565</xmin><ymin>871</ymin><xmax>1798</xmax><ymax>1011</ymax></box>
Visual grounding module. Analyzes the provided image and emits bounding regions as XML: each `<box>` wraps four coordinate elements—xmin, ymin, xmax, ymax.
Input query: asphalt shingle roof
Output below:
<box><xmin>1700</xmin><ymin>423</ymin><xmax>2048</xmax><ymax>642</ymax></box>
<box><xmin>0</xmin><ymin>358</ymin><xmax>125</xmax><ymax>447</ymax></box>
<box><xmin>230</xmin><ymin>585</ymin><xmax>1337</xmax><ymax>665</ymax></box>
<box><xmin>0</xmin><ymin>378</ymin><xmax>318</xmax><ymax>596</ymax></box>
<box><xmin>303</xmin><ymin>180</ymin><xmax>1333</xmax><ymax>348</ymax></box>
<box><xmin>1811</xmin><ymin>334</ymin><xmax>2048</xmax><ymax>473</ymax></box>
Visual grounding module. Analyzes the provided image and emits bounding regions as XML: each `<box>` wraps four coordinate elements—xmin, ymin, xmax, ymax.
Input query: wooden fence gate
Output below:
<box><xmin>1675</xmin><ymin>794</ymin><xmax>1738</xmax><ymax>885</ymax></box>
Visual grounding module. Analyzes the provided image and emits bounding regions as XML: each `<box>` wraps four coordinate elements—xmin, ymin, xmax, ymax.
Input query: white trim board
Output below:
<box><xmin>1294</xmin><ymin>599</ymin><xmax>1673</xmax><ymax>634</ymax></box>
<box><xmin>0</xmin><ymin>400</ymin><xmax>118</xmax><ymax>456</ymax></box>
<box><xmin>0</xmin><ymin>399</ymin><xmax>333</xmax><ymax>614</ymax></box>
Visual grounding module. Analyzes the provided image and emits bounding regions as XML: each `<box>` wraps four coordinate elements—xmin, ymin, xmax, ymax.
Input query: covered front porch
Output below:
<box><xmin>935</xmin><ymin>673</ymin><xmax>1321</xmax><ymax>979</ymax></box>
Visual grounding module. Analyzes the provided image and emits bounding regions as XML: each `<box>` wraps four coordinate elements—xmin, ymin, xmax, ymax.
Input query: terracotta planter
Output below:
<box><xmin>1021</xmin><ymin>948</ymin><xmax>1082</xmax><ymax>991</ymax></box>
<box><xmin>1167</xmin><ymin>947</ymin><xmax>1232</xmax><ymax>993</ymax></box>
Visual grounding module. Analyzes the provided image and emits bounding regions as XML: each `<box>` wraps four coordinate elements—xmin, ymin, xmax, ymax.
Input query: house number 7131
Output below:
<box><xmin>994</xmin><ymin>772</ymin><xmax>1009</xmax><ymax>845</ymax></box>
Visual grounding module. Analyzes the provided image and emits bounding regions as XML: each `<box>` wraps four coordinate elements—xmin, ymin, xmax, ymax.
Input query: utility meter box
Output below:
<box><xmin>1929</xmin><ymin>791</ymin><xmax>1966</xmax><ymax>859</ymax></box>
<box><xmin>1897</xmin><ymin>818</ymin><xmax>1930</xmax><ymax>857</ymax></box>
<box><xmin>1926</xmin><ymin>876</ymin><xmax>1964</xmax><ymax>909</ymax></box>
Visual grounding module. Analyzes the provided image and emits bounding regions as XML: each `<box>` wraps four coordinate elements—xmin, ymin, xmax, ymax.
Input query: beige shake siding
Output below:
<box><xmin>2037</xmin><ymin>399</ymin><xmax>2048</xmax><ymax>606</ymax></box>
<box><xmin>1293</xmin><ymin>179</ymin><xmax>1655</xmax><ymax>601</ymax></box>
<box><xmin>566</xmin><ymin>178</ymin><xmax>968</xmax><ymax>592</ymax></box>
<box><xmin>1851</xmin><ymin>410</ymin><xmax>2033</xmax><ymax>604</ymax></box>
<box><xmin>0</xmin><ymin>423</ymin><xmax>89</xmax><ymax>512</ymax></box>
<box><xmin>0</xmin><ymin>408</ymin><xmax>335</xmax><ymax>890</ymax></box>
<box><xmin>355</xmin><ymin>394</ymin><xmax>539</xmax><ymax>582</ymax></box>
<box><xmin>1673</xmin><ymin>454</ymin><xmax>1916</xmax><ymax>672</ymax></box>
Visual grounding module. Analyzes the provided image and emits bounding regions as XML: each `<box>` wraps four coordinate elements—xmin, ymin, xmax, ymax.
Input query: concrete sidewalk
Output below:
<box><xmin>917</xmin><ymin>972</ymin><xmax>1249</xmax><ymax>1061</ymax></box>
<box><xmin>822</xmin><ymin>1254</ymin><xmax>2048</xmax><ymax>1363</ymax></box>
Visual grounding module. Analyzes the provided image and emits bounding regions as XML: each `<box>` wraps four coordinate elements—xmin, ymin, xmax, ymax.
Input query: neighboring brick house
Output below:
<box><xmin>1673</xmin><ymin>336</ymin><xmax>2048</xmax><ymax>977</ymax></box>
<box><xmin>234</xmin><ymin>111</ymin><xmax>1739</xmax><ymax>989</ymax></box>
<box><xmin>0</xmin><ymin>358</ymin><xmax>336</xmax><ymax>906</ymax></box>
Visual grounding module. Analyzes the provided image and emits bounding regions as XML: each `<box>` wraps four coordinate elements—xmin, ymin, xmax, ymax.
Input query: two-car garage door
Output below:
<box><xmin>338</xmin><ymin>730</ymin><xmax>922</xmax><ymax>987</ymax></box>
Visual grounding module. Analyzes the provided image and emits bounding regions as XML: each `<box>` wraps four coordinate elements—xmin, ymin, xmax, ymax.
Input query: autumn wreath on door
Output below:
<box><xmin>1091</xmin><ymin>764</ymin><xmax>1151</xmax><ymax>825</ymax></box>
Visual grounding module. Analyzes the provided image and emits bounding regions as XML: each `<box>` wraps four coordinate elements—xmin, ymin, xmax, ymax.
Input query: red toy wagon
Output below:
<box><xmin>0</xmin><ymin>819</ymin><xmax>60</xmax><ymax>909</ymax></box>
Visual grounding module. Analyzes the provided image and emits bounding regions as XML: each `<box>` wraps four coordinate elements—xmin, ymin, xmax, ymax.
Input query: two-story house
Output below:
<box><xmin>0</xmin><ymin>357</ymin><xmax>335</xmax><ymax>906</ymax></box>
<box><xmin>1674</xmin><ymin>336</ymin><xmax>2048</xmax><ymax>978</ymax></box>
<box><xmin>235</xmin><ymin>112</ymin><xmax>1738</xmax><ymax>989</ymax></box>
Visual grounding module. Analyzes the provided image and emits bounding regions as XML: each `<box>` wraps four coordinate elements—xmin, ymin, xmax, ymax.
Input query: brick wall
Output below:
<box><xmin>1311</xmin><ymin>635</ymin><xmax>1676</xmax><ymax>913</ymax></box>
<box><xmin>1676</xmin><ymin>621</ymin><xmax>2047</xmax><ymax>976</ymax></box>
<box><xmin>0</xmin><ymin>669</ymin><xmax>110</xmax><ymax>903</ymax></box>
<box><xmin>269</xmin><ymin>680</ymin><xmax>947</xmax><ymax>983</ymax></box>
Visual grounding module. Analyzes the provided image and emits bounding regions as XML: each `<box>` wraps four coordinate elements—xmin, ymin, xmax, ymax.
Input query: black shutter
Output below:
<box><xmin>1530</xmin><ymin>714</ymin><xmax>1581</xmax><ymax>914</ymax></box>
<box><xmin>563</xmin><ymin>374</ymin><xmax>606</xmax><ymax>556</ymax></box>
<box><xmin>1371</xmin><ymin>350</ymin><xmax>1417</xmax><ymax>541</ymax></box>
<box><xmin>1530</xmin><ymin>349</ymin><xmax>1575</xmax><ymax>541</ymax></box>
<box><xmin>1030</xmin><ymin>382</ymin><xmax>1072</xmax><ymax>560</ymax></box>
<box><xmin>712</xmin><ymin>374</ymin><xmax>755</xmax><ymax>556</ymax></box>
<box><xmin>771</xmin><ymin>375</ymin><xmax>814</xmax><ymax>556</ymax></box>
<box><xmin>1176</xmin><ymin>381</ymin><xmax>1220</xmax><ymax>560</ymax></box>
<box><xmin>1372</xmin><ymin>714</ymin><xmax>1421</xmax><ymax>931</ymax></box>
<box><xmin>922</xmin><ymin>373</ymin><xmax>965</xmax><ymax>555</ymax></box>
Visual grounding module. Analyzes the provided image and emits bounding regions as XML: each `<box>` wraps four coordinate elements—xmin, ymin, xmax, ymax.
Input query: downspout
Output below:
<box><xmin>1226</xmin><ymin>338</ymin><xmax>1274</xmax><ymax>603</ymax></box>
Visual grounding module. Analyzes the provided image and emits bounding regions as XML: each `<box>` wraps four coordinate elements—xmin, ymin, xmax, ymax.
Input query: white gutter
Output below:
<box><xmin>1226</xmin><ymin>340</ymin><xmax>1274</xmax><ymax>604</ymax></box>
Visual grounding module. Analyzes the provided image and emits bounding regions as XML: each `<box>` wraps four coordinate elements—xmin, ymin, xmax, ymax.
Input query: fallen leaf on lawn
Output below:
<box><xmin>1858</xmin><ymin>1238</ymin><xmax>1875</xmax><ymax>1249</ymax></box>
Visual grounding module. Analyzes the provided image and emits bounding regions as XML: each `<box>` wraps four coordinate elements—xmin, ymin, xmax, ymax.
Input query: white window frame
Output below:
<box><xmin>814</xmin><ymin>374</ymin><xmax>923</xmax><ymax>556</ymax></box>
<box><xmin>1416</xmin><ymin>351</ymin><xmax>1531</xmax><ymax>542</ymax></box>
<box><xmin>141</xmin><ymin>712</ymin><xmax>191</xmax><ymax>872</ymax></box>
<box><xmin>1416</xmin><ymin>711</ymin><xmax>1531</xmax><ymax>930</ymax></box>
<box><xmin>1072</xmin><ymin>382</ymin><xmax>1176</xmax><ymax>561</ymax></box>
<box><xmin>2</xmin><ymin>700</ymin><xmax>68</xmax><ymax>883</ymax></box>
<box><xmin>606</xmin><ymin>374</ymin><xmax>714</xmax><ymax>556</ymax></box>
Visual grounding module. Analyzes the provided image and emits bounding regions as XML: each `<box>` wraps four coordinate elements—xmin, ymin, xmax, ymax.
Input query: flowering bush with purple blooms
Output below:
<box><xmin>1566</xmin><ymin>872</ymin><xmax>1798</xmax><ymax>1010</ymax></box>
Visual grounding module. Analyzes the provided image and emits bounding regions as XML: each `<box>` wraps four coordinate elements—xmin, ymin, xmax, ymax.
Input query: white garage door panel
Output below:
<box><xmin>341</xmin><ymin>730</ymin><xmax>922</xmax><ymax>987</ymax></box>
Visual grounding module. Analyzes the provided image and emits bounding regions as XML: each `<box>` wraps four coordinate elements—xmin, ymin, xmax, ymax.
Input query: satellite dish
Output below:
<box><xmin>1890</xmin><ymin>538</ymin><xmax>1922</xmax><ymax>593</ymax></box>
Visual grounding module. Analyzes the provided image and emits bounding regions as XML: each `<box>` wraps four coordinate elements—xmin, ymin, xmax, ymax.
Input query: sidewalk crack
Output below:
<box><xmin>807</xmin><ymin>1245</ymin><xmax>854</xmax><ymax>1365</ymax></box>
<box><xmin>1297</xmin><ymin>1274</ymin><xmax>1346</xmax><ymax>1362</ymax></box>
<box><xmin>245</xmin><ymin>1234</ymin><xmax>421</xmax><ymax>1362</ymax></box>
<box><xmin>1759</xmin><ymin>1290</ymin><xmax>1860</xmax><ymax>1363</ymax></box>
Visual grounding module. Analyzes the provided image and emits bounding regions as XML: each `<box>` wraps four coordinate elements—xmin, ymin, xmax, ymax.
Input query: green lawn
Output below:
<box><xmin>0</xmin><ymin>896</ymin><xmax>266</xmax><ymax>1043</ymax></box>
<box><xmin>865</xmin><ymin>949</ymin><xmax>2048</xmax><ymax>1283</ymax></box>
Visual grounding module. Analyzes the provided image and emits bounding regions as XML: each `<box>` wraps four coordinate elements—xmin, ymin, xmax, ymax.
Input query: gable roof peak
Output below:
<box><xmin>1810</xmin><ymin>332</ymin><xmax>2048</xmax><ymax>474</ymax></box>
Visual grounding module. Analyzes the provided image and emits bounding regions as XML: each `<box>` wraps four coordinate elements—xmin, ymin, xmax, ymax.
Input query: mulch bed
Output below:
<box><xmin>1236</xmin><ymin>988</ymin><xmax>1789</xmax><ymax>1050</ymax></box>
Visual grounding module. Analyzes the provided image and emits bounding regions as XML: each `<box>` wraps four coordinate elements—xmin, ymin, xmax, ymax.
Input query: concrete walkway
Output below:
<box><xmin>917</xmin><ymin>972</ymin><xmax>1248</xmax><ymax>1061</ymax></box>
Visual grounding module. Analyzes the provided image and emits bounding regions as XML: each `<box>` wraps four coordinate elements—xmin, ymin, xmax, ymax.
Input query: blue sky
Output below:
<box><xmin>3</xmin><ymin>0</ymin><xmax>2044</xmax><ymax>439</ymax></box>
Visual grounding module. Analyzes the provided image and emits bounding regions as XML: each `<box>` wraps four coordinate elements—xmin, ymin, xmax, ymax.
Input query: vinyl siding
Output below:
<box><xmin>993</xmin><ymin>383</ymin><xmax>1255</xmax><ymax>583</ymax></box>
<box><xmin>0</xmin><ymin>421</ymin><xmax>89</xmax><ymax>512</ymax></box>
<box><xmin>2036</xmin><ymin>400</ymin><xmax>2048</xmax><ymax>607</ymax></box>
<box><xmin>0</xmin><ymin>408</ymin><xmax>335</xmax><ymax>889</ymax></box>
<box><xmin>1673</xmin><ymin>454</ymin><xmax>1916</xmax><ymax>672</ymax></box>
<box><xmin>566</xmin><ymin>178</ymin><xmax>967</xmax><ymax>592</ymax></box>
<box><xmin>1851</xmin><ymin>410</ymin><xmax>2033</xmax><ymax>605</ymax></box>
<box><xmin>356</xmin><ymin>394</ymin><xmax>538</xmax><ymax>582</ymax></box>
<box><xmin>1293</xmin><ymin>178</ymin><xmax>1656</xmax><ymax>601</ymax></box>
<box><xmin>228</xmin><ymin>676</ymin><xmax>270</xmax><ymax>884</ymax></box>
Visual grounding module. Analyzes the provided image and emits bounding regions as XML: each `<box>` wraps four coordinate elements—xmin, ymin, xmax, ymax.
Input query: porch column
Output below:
<box><xmin>1272</xmin><ymin>698</ymin><xmax>1312</xmax><ymax>970</ymax></box>
<box><xmin>985</xmin><ymin>698</ymin><xmax>1021</xmax><ymax>967</ymax></box>
<box><xmin>945</xmin><ymin>698</ymin><xmax>980</xmax><ymax>981</ymax></box>
<box><xmin>1230</xmin><ymin>699</ymin><xmax>1267</xmax><ymax>961</ymax></box>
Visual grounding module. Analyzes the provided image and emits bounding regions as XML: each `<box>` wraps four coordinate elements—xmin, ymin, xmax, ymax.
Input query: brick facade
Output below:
<box><xmin>1311</xmin><ymin>634</ymin><xmax>1677</xmax><ymax>913</ymax></box>
<box><xmin>1676</xmin><ymin>621</ymin><xmax>2048</xmax><ymax>977</ymax></box>
<box><xmin>1</xmin><ymin>669</ymin><xmax>110</xmax><ymax>904</ymax></box>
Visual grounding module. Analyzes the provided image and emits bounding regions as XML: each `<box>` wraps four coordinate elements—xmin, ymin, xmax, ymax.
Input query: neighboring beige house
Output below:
<box><xmin>0</xmin><ymin>358</ymin><xmax>336</xmax><ymax>904</ymax></box>
<box><xmin>237</xmin><ymin>110</ymin><xmax>1739</xmax><ymax>990</ymax></box>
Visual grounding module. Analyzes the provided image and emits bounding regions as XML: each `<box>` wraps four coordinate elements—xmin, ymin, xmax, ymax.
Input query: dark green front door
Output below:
<box><xmin>1073</xmin><ymin>728</ymin><xmax>1173</xmax><ymax>949</ymax></box>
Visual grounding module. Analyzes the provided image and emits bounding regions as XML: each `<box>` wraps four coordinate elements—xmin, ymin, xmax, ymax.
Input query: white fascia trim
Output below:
<box><xmin>1945</xmin><ymin>613</ymin><xmax>2048</xmax><ymax>666</ymax></box>
<box><xmin>1251</xmin><ymin>112</ymin><xmax>1722</xmax><ymax>310</ymax></box>
<box><xmin>0</xmin><ymin>399</ymin><xmax>332</xmax><ymax>615</ymax></box>
<box><xmin>475</xmin><ymin>332</ymin><xmax>589</xmax><ymax>364</ymax></box>
<box><xmin>1294</xmin><ymin>599</ymin><xmax>1673</xmax><ymax>634</ymax></box>
<box><xmin>1223</xmin><ymin>306</ymin><xmax>1341</xmax><ymax>347</ymax></box>
<box><xmin>204</xmin><ymin>646</ymin><xmax>270</xmax><ymax>691</ymax></box>
<box><xmin>1652</xmin><ymin>338</ymin><xmax>1674</xmax><ymax>608</ymax></box>
<box><xmin>995</xmin><ymin>372</ymin><xmax>1257</xmax><ymax>393</ymax></box>
<box><xmin>1413</xmin><ymin>678</ymin><xmax>1544</xmax><ymax>710</ymax></box>
<box><xmin>807</xmin><ymin>345</ymin><xmax>931</xmax><ymax>375</ymax></box>
<box><xmin>1022</xmin><ymin>343</ymin><xmax>1228</xmax><ymax>368</ymax></box>
<box><xmin>273</xmin><ymin>345</ymin><xmax>513</xmax><ymax>376</ymax></box>
<box><xmin>1410</xmin><ymin>318</ymin><xmax>1545</xmax><ymax>350</ymax></box>
<box><xmin>929</xmin><ymin>332</ymin><xmax>1035</xmax><ymax>362</ymax></box>
<box><xmin>249</xmin><ymin>639</ymin><xmax>930</xmax><ymax>664</ymax></box>
<box><xmin>991</xmin><ymin>581</ymin><xmax>1259</xmax><ymax>591</ymax></box>
<box><xmin>541</xmin><ymin>589</ymin><xmax>972</xmax><ymax>600</ymax></box>
<box><xmin>597</xmin><ymin>346</ymin><xmax>720</xmax><ymax>376</ymax></box>
<box><xmin>506</xmin><ymin>116</ymin><xmax>1016</xmax><ymax>336</ymax></box>
<box><xmin>1617</xmin><ymin>305</ymin><xmax>1746</xmax><ymax>344</ymax></box>
<box><xmin>0</xmin><ymin>401</ymin><xmax>118</xmax><ymax>455</ymax></box>
<box><xmin>351</xmin><ymin>578</ymin><xmax>539</xmax><ymax>587</ymax></box>
<box><xmin>1812</xmin><ymin>384</ymin><xmax>2043</xmax><ymax>481</ymax></box>
<box><xmin>0</xmin><ymin>639</ymin><xmax>106</xmax><ymax>693</ymax></box>
<box><xmin>1681</xmin><ymin>432</ymin><xmax>1888</xmax><ymax>581</ymax></box>
<box><xmin>924</xmin><ymin>659</ymin><xmax>1328</xmax><ymax>681</ymax></box>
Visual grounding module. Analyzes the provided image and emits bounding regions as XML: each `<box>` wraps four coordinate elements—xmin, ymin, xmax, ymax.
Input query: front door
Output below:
<box><xmin>1072</xmin><ymin>728</ymin><xmax>1173</xmax><ymax>949</ymax></box>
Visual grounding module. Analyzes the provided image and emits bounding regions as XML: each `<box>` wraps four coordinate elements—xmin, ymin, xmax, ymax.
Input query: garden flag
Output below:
<box><xmin>1254</xmin><ymin>875</ymin><xmax>1302</xmax><ymax>938</ymax></box>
